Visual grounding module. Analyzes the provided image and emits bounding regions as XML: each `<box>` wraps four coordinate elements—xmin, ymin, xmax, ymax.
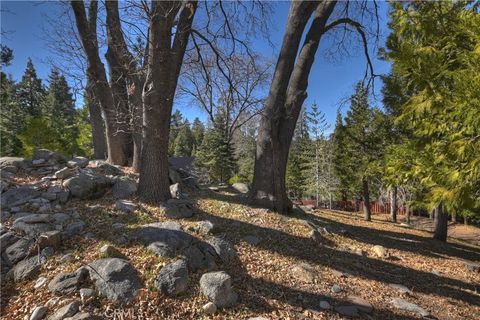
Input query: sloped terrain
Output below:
<box><xmin>1</xmin><ymin>169</ymin><xmax>480</xmax><ymax>319</ymax></box>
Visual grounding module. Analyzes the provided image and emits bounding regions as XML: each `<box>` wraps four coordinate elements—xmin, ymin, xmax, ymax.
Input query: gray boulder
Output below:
<box><xmin>63</xmin><ymin>172</ymin><xmax>112</xmax><ymax>199</ymax></box>
<box><xmin>13</xmin><ymin>214</ymin><xmax>55</xmax><ymax>237</ymax></box>
<box><xmin>232</xmin><ymin>182</ymin><xmax>249</xmax><ymax>194</ymax></box>
<box><xmin>115</xmin><ymin>200</ymin><xmax>137</xmax><ymax>213</ymax></box>
<box><xmin>164</xmin><ymin>199</ymin><xmax>194</xmax><ymax>219</ymax></box>
<box><xmin>92</xmin><ymin>161</ymin><xmax>123</xmax><ymax>176</ymax></box>
<box><xmin>0</xmin><ymin>157</ymin><xmax>30</xmax><ymax>173</ymax></box>
<box><xmin>4</xmin><ymin>237</ymin><xmax>34</xmax><ymax>265</ymax></box>
<box><xmin>1</xmin><ymin>232</ymin><xmax>19</xmax><ymax>253</ymax></box>
<box><xmin>67</xmin><ymin>157</ymin><xmax>89</xmax><ymax>168</ymax></box>
<box><xmin>207</xmin><ymin>237</ymin><xmax>236</xmax><ymax>263</ymax></box>
<box><xmin>30</xmin><ymin>306</ymin><xmax>48</xmax><ymax>320</ymax></box>
<box><xmin>65</xmin><ymin>221</ymin><xmax>85</xmax><ymax>236</ymax></box>
<box><xmin>48</xmin><ymin>268</ymin><xmax>89</xmax><ymax>295</ymax></box>
<box><xmin>87</xmin><ymin>258</ymin><xmax>142</xmax><ymax>305</ymax></box>
<box><xmin>55</xmin><ymin>167</ymin><xmax>75</xmax><ymax>180</ymax></box>
<box><xmin>48</xmin><ymin>301</ymin><xmax>80</xmax><ymax>320</ymax></box>
<box><xmin>1</xmin><ymin>186</ymin><xmax>40</xmax><ymax>208</ymax></box>
<box><xmin>112</xmin><ymin>176</ymin><xmax>137</xmax><ymax>199</ymax></box>
<box><xmin>169</xmin><ymin>168</ymin><xmax>182</xmax><ymax>184</ymax></box>
<box><xmin>13</xmin><ymin>256</ymin><xmax>42</xmax><ymax>282</ymax></box>
<box><xmin>391</xmin><ymin>298</ymin><xmax>429</xmax><ymax>317</ymax></box>
<box><xmin>33</xmin><ymin>149</ymin><xmax>67</xmax><ymax>164</ymax></box>
<box><xmin>199</xmin><ymin>271</ymin><xmax>237</xmax><ymax>308</ymax></box>
<box><xmin>155</xmin><ymin>259</ymin><xmax>188</xmax><ymax>296</ymax></box>
<box><xmin>38</xmin><ymin>230</ymin><xmax>62</xmax><ymax>249</ymax></box>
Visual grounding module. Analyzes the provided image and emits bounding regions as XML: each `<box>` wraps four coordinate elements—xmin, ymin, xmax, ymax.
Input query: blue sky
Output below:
<box><xmin>1</xmin><ymin>1</ymin><xmax>392</xmax><ymax>128</ymax></box>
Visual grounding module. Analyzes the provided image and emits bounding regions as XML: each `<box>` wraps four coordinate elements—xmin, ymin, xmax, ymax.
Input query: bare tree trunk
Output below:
<box><xmin>362</xmin><ymin>177</ymin><xmax>371</xmax><ymax>221</ymax></box>
<box><xmin>85</xmin><ymin>79</ymin><xmax>107</xmax><ymax>159</ymax></box>
<box><xmin>451</xmin><ymin>212</ymin><xmax>457</xmax><ymax>223</ymax></box>
<box><xmin>464</xmin><ymin>215</ymin><xmax>468</xmax><ymax>225</ymax></box>
<box><xmin>71</xmin><ymin>0</ymin><xmax>127</xmax><ymax>165</ymax></box>
<box><xmin>390</xmin><ymin>185</ymin><xmax>398</xmax><ymax>222</ymax></box>
<box><xmin>433</xmin><ymin>203</ymin><xmax>448</xmax><ymax>242</ymax></box>
<box><xmin>405</xmin><ymin>203</ymin><xmax>411</xmax><ymax>224</ymax></box>
<box><xmin>430</xmin><ymin>208</ymin><xmax>435</xmax><ymax>220</ymax></box>
<box><xmin>137</xmin><ymin>1</ymin><xmax>197</xmax><ymax>203</ymax></box>
<box><xmin>250</xmin><ymin>1</ymin><xmax>336</xmax><ymax>214</ymax></box>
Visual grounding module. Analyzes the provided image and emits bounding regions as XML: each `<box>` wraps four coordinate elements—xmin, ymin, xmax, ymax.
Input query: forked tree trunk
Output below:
<box><xmin>362</xmin><ymin>177</ymin><xmax>372</xmax><ymax>221</ymax></box>
<box><xmin>433</xmin><ymin>203</ymin><xmax>448</xmax><ymax>242</ymax></box>
<box><xmin>137</xmin><ymin>1</ymin><xmax>197</xmax><ymax>203</ymax></box>
<box><xmin>250</xmin><ymin>1</ymin><xmax>336</xmax><ymax>214</ymax></box>
<box><xmin>85</xmin><ymin>79</ymin><xmax>107</xmax><ymax>159</ymax></box>
<box><xmin>390</xmin><ymin>185</ymin><xmax>398</xmax><ymax>222</ymax></box>
<box><xmin>71</xmin><ymin>0</ymin><xmax>127</xmax><ymax>165</ymax></box>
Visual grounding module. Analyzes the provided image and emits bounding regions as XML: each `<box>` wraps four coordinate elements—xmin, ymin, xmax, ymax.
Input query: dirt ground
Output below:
<box><xmin>2</xmin><ymin>189</ymin><xmax>480</xmax><ymax>319</ymax></box>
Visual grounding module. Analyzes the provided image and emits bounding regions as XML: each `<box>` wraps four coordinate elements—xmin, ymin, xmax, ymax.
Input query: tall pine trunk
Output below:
<box><xmin>362</xmin><ymin>177</ymin><xmax>371</xmax><ymax>221</ymax></box>
<box><xmin>390</xmin><ymin>185</ymin><xmax>398</xmax><ymax>222</ymax></box>
<box><xmin>433</xmin><ymin>203</ymin><xmax>448</xmax><ymax>242</ymax></box>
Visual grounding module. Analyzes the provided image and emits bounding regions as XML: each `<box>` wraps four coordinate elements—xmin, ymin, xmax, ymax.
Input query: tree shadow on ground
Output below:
<box><xmin>192</xmin><ymin>191</ymin><xmax>480</xmax><ymax>311</ymax></box>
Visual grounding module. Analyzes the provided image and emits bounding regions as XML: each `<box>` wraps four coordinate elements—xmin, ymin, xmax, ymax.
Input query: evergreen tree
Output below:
<box><xmin>232</xmin><ymin>116</ymin><xmax>257</xmax><ymax>183</ymax></box>
<box><xmin>0</xmin><ymin>71</ymin><xmax>23</xmax><ymax>156</ymax></box>
<box><xmin>17</xmin><ymin>58</ymin><xmax>45</xmax><ymax>117</ymax></box>
<box><xmin>174</xmin><ymin>121</ymin><xmax>195</xmax><ymax>156</ymax></box>
<box><xmin>169</xmin><ymin>110</ymin><xmax>184</xmax><ymax>156</ymax></box>
<box><xmin>191</xmin><ymin>117</ymin><xmax>205</xmax><ymax>154</ymax></box>
<box><xmin>196</xmin><ymin>111</ymin><xmax>236</xmax><ymax>183</ymax></box>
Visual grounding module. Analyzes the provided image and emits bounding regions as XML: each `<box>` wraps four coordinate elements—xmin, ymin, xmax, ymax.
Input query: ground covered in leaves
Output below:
<box><xmin>2</xmin><ymin>187</ymin><xmax>479</xmax><ymax>319</ymax></box>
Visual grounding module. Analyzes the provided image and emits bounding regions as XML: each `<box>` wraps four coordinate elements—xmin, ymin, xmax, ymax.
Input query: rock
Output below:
<box><xmin>57</xmin><ymin>191</ymin><xmax>70</xmax><ymax>204</ymax></box>
<box><xmin>207</xmin><ymin>237</ymin><xmax>236</xmax><ymax>263</ymax></box>
<box><xmin>147</xmin><ymin>242</ymin><xmax>174</xmax><ymax>258</ymax></box>
<box><xmin>38</xmin><ymin>230</ymin><xmax>62</xmax><ymax>249</ymax></box>
<box><xmin>35</xmin><ymin>277</ymin><xmax>48</xmax><ymax>289</ymax></box>
<box><xmin>331</xmin><ymin>284</ymin><xmax>342</xmax><ymax>293</ymax></box>
<box><xmin>64</xmin><ymin>313</ymin><xmax>94</xmax><ymax>320</ymax></box>
<box><xmin>112</xmin><ymin>176</ymin><xmax>137</xmax><ymax>199</ymax></box>
<box><xmin>13</xmin><ymin>214</ymin><xmax>55</xmax><ymax>237</ymax></box>
<box><xmin>372</xmin><ymin>245</ymin><xmax>388</xmax><ymax>258</ymax></box>
<box><xmin>348</xmin><ymin>295</ymin><xmax>373</xmax><ymax>313</ymax></box>
<box><xmin>0</xmin><ymin>157</ymin><xmax>29</xmax><ymax>173</ymax></box>
<box><xmin>156</xmin><ymin>259</ymin><xmax>189</xmax><ymax>296</ymax></box>
<box><xmin>388</xmin><ymin>283</ymin><xmax>412</xmax><ymax>294</ymax></box>
<box><xmin>232</xmin><ymin>182</ymin><xmax>249</xmax><ymax>193</ymax></box>
<box><xmin>242</xmin><ymin>235</ymin><xmax>261</xmax><ymax>245</ymax></box>
<box><xmin>30</xmin><ymin>306</ymin><xmax>48</xmax><ymax>320</ymax></box>
<box><xmin>63</xmin><ymin>172</ymin><xmax>112</xmax><ymax>199</ymax></box>
<box><xmin>32</xmin><ymin>159</ymin><xmax>45</xmax><ymax>165</ymax></box>
<box><xmin>100</xmin><ymin>245</ymin><xmax>122</xmax><ymax>258</ymax></box>
<box><xmin>196</xmin><ymin>220</ymin><xmax>216</xmax><ymax>234</ymax></box>
<box><xmin>13</xmin><ymin>256</ymin><xmax>41</xmax><ymax>282</ymax></box>
<box><xmin>115</xmin><ymin>200</ymin><xmax>137</xmax><ymax>213</ymax></box>
<box><xmin>65</xmin><ymin>221</ymin><xmax>85</xmax><ymax>236</ymax></box>
<box><xmin>41</xmin><ymin>247</ymin><xmax>55</xmax><ymax>257</ymax></box>
<box><xmin>202</xmin><ymin>302</ymin><xmax>217</xmax><ymax>314</ymax></box>
<box><xmin>391</xmin><ymin>298</ymin><xmax>430</xmax><ymax>317</ymax></box>
<box><xmin>33</xmin><ymin>149</ymin><xmax>67</xmax><ymax>164</ymax></box>
<box><xmin>319</xmin><ymin>300</ymin><xmax>331</xmax><ymax>310</ymax></box>
<box><xmin>0</xmin><ymin>232</ymin><xmax>19</xmax><ymax>253</ymax></box>
<box><xmin>169</xmin><ymin>168</ymin><xmax>182</xmax><ymax>184</ymax></box>
<box><xmin>291</xmin><ymin>263</ymin><xmax>316</xmax><ymax>283</ymax></box>
<box><xmin>1</xmin><ymin>210</ymin><xmax>11</xmax><ymax>222</ymax></box>
<box><xmin>42</xmin><ymin>192</ymin><xmax>57</xmax><ymax>201</ymax></box>
<box><xmin>1</xmin><ymin>186</ymin><xmax>40</xmax><ymax>208</ymax></box>
<box><xmin>135</xmin><ymin>222</ymin><xmax>216</xmax><ymax>271</ymax></box>
<box><xmin>67</xmin><ymin>157</ymin><xmax>89</xmax><ymax>168</ymax></box>
<box><xmin>60</xmin><ymin>254</ymin><xmax>72</xmax><ymax>263</ymax></box>
<box><xmin>80</xmin><ymin>288</ymin><xmax>95</xmax><ymax>302</ymax></box>
<box><xmin>87</xmin><ymin>258</ymin><xmax>142</xmax><ymax>305</ymax></box>
<box><xmin>169</xmin><ymin>183</ymin><xmax>181</xmax><ymax>199</ymax></box>
<box><xmin>164</xmin><ymin>199</ymin><xmax>194</xmax><ymax>219</ymax></box>
<box><xmin>4</xmin><ymin>237</ymin><xmax>34</xmax><ymax>265</ymax></box>
<box><xmin>92</xmin><ymin>160</ymin><xmax>123</xmax><ymax>176</ymax></box>
<box><xmin>199</xmin><ymin>271</ymin><xmax>237</xmax><ymax>308</ymax></box>
<box><xmin>461</xmin><ymin>260</ymin><xmax>480</xmax><ymax>272</ymax></box>
<box><xmin>47</xmin><ymin>301</ymin><xmax>80</xmax><ymax>320</ymax></box>
<box><xmin>48</xmin><ymin>268</ymin><xmax>89</xmax><ymax>295</ymax></box>
<box><xmin>335</xmin><ymin>305</ymin><xmax>359</xmax><ymax>317</ymax></box>
<box><xmin>55</xmin><ymin>167</ymin><xmax>75</xmax><ymax>180</ymax></box>
<box><xmin>52</xmin><ymin>213</ymin><xmax>71</xmax><ymax>224</ymax></box>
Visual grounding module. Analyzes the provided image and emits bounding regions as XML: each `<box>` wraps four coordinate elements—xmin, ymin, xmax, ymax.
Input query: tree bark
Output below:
<box><xmin>250</xmin><ymin>1</ymin><xmax>336</xmax><ymax>214</ymax></box>
<box><xmin>405</xmin><ymin>202</ymin><xmax>411</xmax><ymax>224</ymax></box>
<box><xmin>71</xmin><ymin>0</ymin><xmax>127</xmax><ymax>165</ymax></box>
<box><xmin>464</xmin><ymin>215</ymin><xmax>468</xmax><ymax>225</ymax></box>
<box><xmin>451</xmin><ymin>212</ymin><xmax>457</xmax><ymax>223</ymax></box>
<box><xmin>433</xmin><ymin>203</ymin><xmax>448</xmax><ymax>242</ymax></box>
<box><xmin>85</xmin><ymin>79</ymin><xmax>107</xmax><ymax>159</ymax></box>
<box><xmin>137</xmin><ymin>1</ymin><xmax>197</xmax><ymax>203</ymax></box>
<box><xmin>390</xmin><ymin>185</ymin><xmax>398</xmax><ymax>222</ymax></box>
<box><xmin>362</xmin><ymin>177</ymin><xmax>371</xmax><ymax>221</ymax></box>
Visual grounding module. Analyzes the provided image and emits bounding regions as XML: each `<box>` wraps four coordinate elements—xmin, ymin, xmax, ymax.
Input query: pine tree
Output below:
<box><xmin>169</xmin><ymin>110</ymin><xmax>184</xmax><ymax>156</ymax></box>
<box><xmin>174</xmin><ymin>121</ymin><xmax>195</xmax><ymax>156</ymax></box>
<box><xmin>191</xmin><ymin>117</ymin><xmax>205</xmax><ymax>154</ymax></box>
<box><xmin>0</xmin><ymin>71</ymin><xmax>23</xmax><ymax>156</ymax></box>
<box><xmin>17</xmin><ymin>58</ymin><xmax>45</xmax><ymax>117</ymax></box>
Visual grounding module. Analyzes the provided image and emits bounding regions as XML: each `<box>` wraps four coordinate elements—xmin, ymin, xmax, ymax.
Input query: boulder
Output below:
<box><xmin>13</xmin><ymin>214</ymin><xmax>55</xmax><ymax>237</ymax></box>
<box><xmin>155</xmin><ymin>259</ymin><xmax>189</xmax><ymax>296</ymax></box>
<box><xmin>67</xmin><ymin>157</ymin><xmax>89</xmax><ymax>168</ymax></box>
<box><xmin>30</xmin><ymin>306</ymin><xmax>48</xmax><ymax>320</ymax></box>
<box><xmin>55</xmin><ymin>167</ymin><xmax>75</xmax><ymax>180</ymax></box>
<box><xmin>48</xmin><ymin>268</ymin><xmax>89</xmax><ymax>295</ymax></box>
<box><xmin>87</xmin><ymin>258</ymin><xmax>142</xmax><ymax>305</ymax></box>
<box><xmin>13</xmin><ymin>256</ymin><xmax>42</xmax><ymax>282</ymax></box>
<box><xmin>169</xmin><ymin>168</ymin><xmax>182</xmax><ymax>184</ymax></box>
<box><xmin>199</xmin><ymin>271</ymin><xmax>237</xmax><ymax>308</ymax></box>
<box><xmin>115</xmin><ymin>200</ymin><xmax>137</xmax><ymax>213</ymax></box>
<box><xmin>91</xmin><ymin>161</ymin><xmax>123</xmax><ymax>176</ymax></box>
<box><xmin>0</xmin><ymin>232</ymin><xmax>19</xmax><ymax>253</ymax></box>
<box><xmin>79</xmin><ymin>288</ymin><xmax>95</xmax><ymax>302</ymax></box>
<box><xmin>169</xmin><ymin>183</ymin><xmax>181</xmax><ymax>199</ymax></box>
<box><xmin>391</xmin><ymin>298</ymin><xmax>430</xmax><ymax>317</ymax></box>
<box><xmin>147</xmin><ymin>242</ymin><xmax>175</xmax><ymax>258</ymax></box>
<box><xmin>164</xmin><ymin>199</ymin><xmax>194</xmax><ymax>219</ymax></box>
<box><xmin>1</xmin><ymin>186</ymin><xmax>40</xmax><ymax>208</ymax></box>
<box><xmin>47</xmin><ymin>301</ymin><xmax>80</xmax><ymax>320</ymax></box>
<box><xmin>65</xmin><ymin>221</ymin><xmax>85</xmax><ymax>236</ymax></box>
<box><xmin>196</xmin><ymin>220</ymin><xmax>216</xmax><ymax>234</ymax></box>
<box><xmin>207</xmin><ymin>237</ymin><xmax>236</xmax><ymax>263</ymax></box>
<box><xmin>112</xmin><ymin>177</ymin><xmax>137</xmax><ymax>199</ymax></box>
<box><xmin>4</xmin><ymin>237</ymin><xmax>34</xmax><ymax>265</ymax></box>
<box><xmin>38</xmin><ymin>230</ymin><xmax>62</xmax><ymax>249</ymax></box>
<box><xmin>0</xmin><ymin>157</ymin><xmax>30</xmax><ymax>173</ymax></box>
<box><xmin>232</xmin><ymin>182</ymin><xmax>249</xmax><ymax>194</ymax></box>
<box><xmin>100</xmin><ymin>245</ymin><xmax>122</xmax><ymax>258</ymax></box>
<box><xmin>33</xmin><ymin>149</ymin><xmax>67</xmax><ymax>164</ymax></box>
<box><xmin>63</xmin><ymin>172</ymin><xmax>112</xmax><ymax>199</ymax></box>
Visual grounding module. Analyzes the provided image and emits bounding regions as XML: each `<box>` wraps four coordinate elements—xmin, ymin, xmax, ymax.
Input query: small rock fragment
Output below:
<box><xmin>202</xmin><ymin>302</ymin><xmax>217</xmax><ymax>314</ymax></box>
<box><xmin>30</xmin><ymin>306</ymin><xmax>48</xmax><ymax>320</ymax></box>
